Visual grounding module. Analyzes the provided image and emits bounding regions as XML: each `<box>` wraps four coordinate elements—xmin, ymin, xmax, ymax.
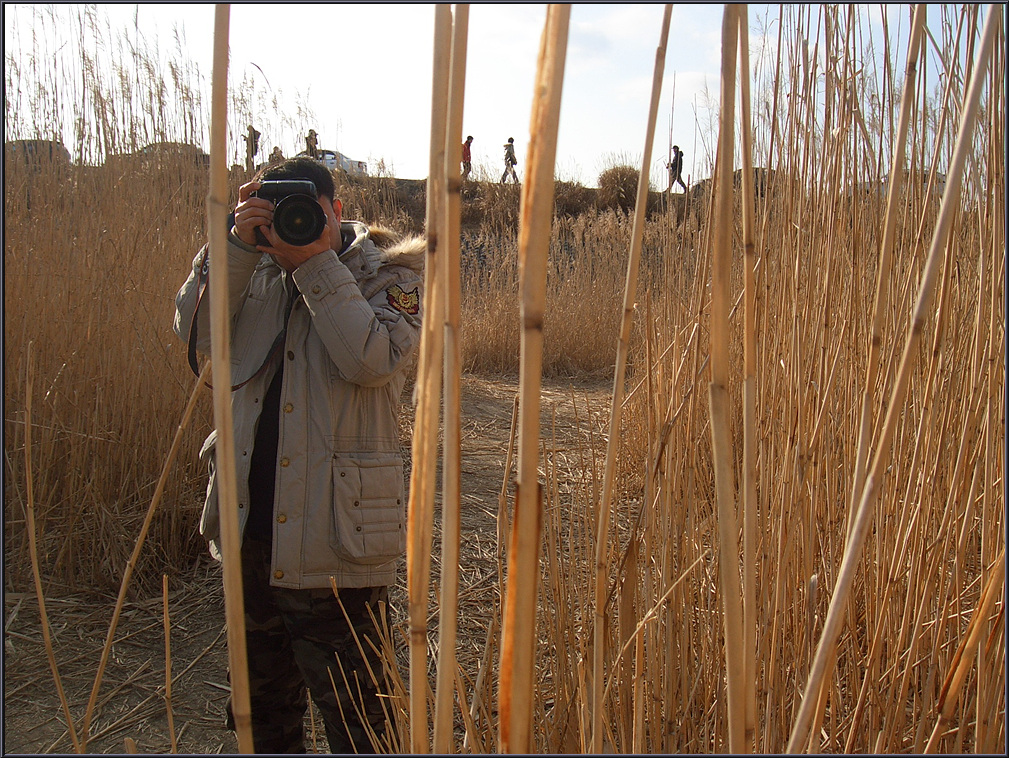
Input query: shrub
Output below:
<box><xmin>596</xmin><ymin>164</ymin><xmax>640</xmax><ymax>214</ymax></box>
<box><xmin>553</xmin><ymin>179</ymin><xmax>595</xmax><ymax>218</ymax></box>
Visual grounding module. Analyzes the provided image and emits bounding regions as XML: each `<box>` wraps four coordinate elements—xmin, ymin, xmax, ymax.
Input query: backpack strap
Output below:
<box><xmin>187</xmin><ymin>246</ymin><xmax>211</xmax><ymax>379</ymax></box>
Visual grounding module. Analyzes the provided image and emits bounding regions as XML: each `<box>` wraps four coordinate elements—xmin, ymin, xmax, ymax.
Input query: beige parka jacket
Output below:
<box><xmin>174</xmin><ymin>221</ymin><xmax>424</xmax><ymax>589</ymax></box>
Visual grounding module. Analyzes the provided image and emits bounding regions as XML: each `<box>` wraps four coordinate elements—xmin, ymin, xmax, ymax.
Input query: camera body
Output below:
<box><xmin>251</xmin><ymin>179</ymin><xmax>328</xmax><ymax>246</ymax></box>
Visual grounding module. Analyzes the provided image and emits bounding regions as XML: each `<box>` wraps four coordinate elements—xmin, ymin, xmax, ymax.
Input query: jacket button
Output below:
<box><xmin>312</xmin><ymin>284</ymin><xmax>321</xmax><ymax>294</ymax></box>
<box><xmin>340</xmin><ymin>471</ymin><xmax>346</xmax><ymax>477</ymax></box>
<box><xmin>242</xmin><ymin>450</ymin><xmax>248</xmax><ymax>456</ymax></box>
<box><xmin>280</xmin><ymin>457</ymin><xmax>290</xmax><ymax>467</ymax></box>
<box><xmin>354</xmin><ymin>500</ymin><xmax>360</xmax><ymax>507</ymax></box>
<box><xmin>277</xmin><ymin>514</ymin><xmax>287</xmax><ymax>524</ymax></box>
<box><xmin>238</xmin><ymin>503</ymin><xmax>245</xmax><ymax>509</ymax></box>
<box><xmin>284</xmin><ymin>403</ymin><xmax>293</xmax><ymax>413</ymax></box>
<box><xmin>287</xmin><ymin>350</ymin><xmax>295</xmax><ymax>360</ymax></box>
<box><xmin>356</xmin><ymin>526</ymin><xmax>362</xmax><ymax>532</ymax></box>
<box><xmin>274</xmin><ymin>570</ymin><xmax>284</xmax><ymax>580</ymax></box>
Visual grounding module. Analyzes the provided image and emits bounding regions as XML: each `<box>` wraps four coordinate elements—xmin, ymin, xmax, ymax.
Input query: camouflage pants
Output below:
<box><xmin>226</xmin><ymin>538</ymin><xmax>390</xmax><ymax>754</ymax></box>
<box><xmin>500</xmin><ymin>163</ymin><xmax>518</xmax><ymax>184</ymax></box>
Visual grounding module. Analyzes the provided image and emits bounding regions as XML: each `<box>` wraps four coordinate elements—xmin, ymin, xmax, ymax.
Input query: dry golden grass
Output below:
<box><xmin>4</xmin><ymin>155</ymin><xmax>213</xmax><ymax>595</ymax></box>
<box><xmin>3</xmin><ymin>3</ymin><xmax>1004</xmax><ymax>755</ymax></box>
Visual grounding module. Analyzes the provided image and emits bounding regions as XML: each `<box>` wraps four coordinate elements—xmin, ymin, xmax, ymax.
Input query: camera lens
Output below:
<box><xmin>273</xmin><ymin>194</ymin><xmax>327</xmax><ymax>246</ymax></box>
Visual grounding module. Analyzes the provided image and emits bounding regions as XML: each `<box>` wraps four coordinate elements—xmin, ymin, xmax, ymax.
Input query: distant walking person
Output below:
<box><xmin>500</xmin><ymin>137</ymin><xmax>519</xmax><ymax>184</ymax></box>
<box><xmin>305</xmin><ymin>129</ymin><xmax>319</xmax><ymax>159</ymax></box>
<box><xmin>269</xmin><ymin>146</ymin><xmax>284</xmax><ymax>165</ymax></box>
<box><xmin>244</xmin><ymin>125</ymin><xmax>261</xmax><ymax>172</ymax></box>
<box><xmin>461</xmin><ymin>135</ymin><xmax>474</xmax><ymax>181</ymax></box>
<box><xmin>666</xmin><ymin>145</ymin><xmax>687</xmax><ymax>192</ymax></box>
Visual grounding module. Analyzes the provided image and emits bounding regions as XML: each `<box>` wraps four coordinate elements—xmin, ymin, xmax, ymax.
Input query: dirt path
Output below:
<box><xmin>3</xmin><ymin>375</ymin><xmax>612</xmax><ymax>754</ymax></box>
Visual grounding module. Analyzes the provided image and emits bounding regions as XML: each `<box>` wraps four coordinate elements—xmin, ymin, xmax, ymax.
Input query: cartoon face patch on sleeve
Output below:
<box><xmin>386</xmin><ymin>284</ymin><xmax>420</xmax><ymax>315</ymax></box>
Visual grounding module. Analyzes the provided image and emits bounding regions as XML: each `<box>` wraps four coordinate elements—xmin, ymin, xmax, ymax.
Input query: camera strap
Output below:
<box><xmin>186</xmin><ymin>247</ymin><xmax>292</xmax><ymax>392</ymax></box>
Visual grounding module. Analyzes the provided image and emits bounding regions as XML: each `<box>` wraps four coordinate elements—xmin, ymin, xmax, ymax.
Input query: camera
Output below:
<box><xmin>252</xmin><ymin>179</ymin><xmax>328</xmax><ymax>246</ymax></box>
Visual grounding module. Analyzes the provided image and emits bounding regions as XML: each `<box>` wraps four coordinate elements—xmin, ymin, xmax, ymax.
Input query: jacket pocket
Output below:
<box><xmin>331</xmin><ymin>455</ymin><xmax>405</xmax><ymax>564</ymax></box>
<box><xmin>198</xmin><ymin>430</ymin><xmax>220</xmax><ymax>542</ymax></box>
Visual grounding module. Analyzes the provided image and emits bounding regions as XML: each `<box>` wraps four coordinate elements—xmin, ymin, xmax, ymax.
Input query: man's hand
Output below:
<box><xmin>232</xmin><ymin>180</ymin><xmax>336</xmax><ymax>272</ymax></box>
<box><xmin>233</xmin><ymin>181</ymin><xmax>273</xmax><ymax>248</ymax></box>
<box><xmin>257</xmin><ymin>222</ymin><xmax>334</xmax><ymax>271</ymax></box>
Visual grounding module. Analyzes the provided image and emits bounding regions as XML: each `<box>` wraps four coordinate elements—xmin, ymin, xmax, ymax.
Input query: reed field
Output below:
<box><xmin>4</xmin><ymin>4</ymin><xmax>1005</xmax><ymax>754</ymax></box>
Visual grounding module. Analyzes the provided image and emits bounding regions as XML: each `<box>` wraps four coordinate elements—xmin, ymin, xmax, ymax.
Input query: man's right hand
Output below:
<box><xmin>232</xmin><ymin>181</ymin><xmax>275</xmax><ymax>248</ymax></box>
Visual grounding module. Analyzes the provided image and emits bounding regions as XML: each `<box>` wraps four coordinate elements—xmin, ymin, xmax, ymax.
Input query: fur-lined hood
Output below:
<box><xmin>343</xmin><ymin>221</ymin><xmax>425</xmax><ymax>274</ymax></box>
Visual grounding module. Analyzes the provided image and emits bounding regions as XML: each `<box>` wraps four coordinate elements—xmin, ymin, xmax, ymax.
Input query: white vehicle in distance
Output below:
<box><xmin>298</xmin><ymin>148</ymin><xmax>368</xmax><ymax>177</ymax></box>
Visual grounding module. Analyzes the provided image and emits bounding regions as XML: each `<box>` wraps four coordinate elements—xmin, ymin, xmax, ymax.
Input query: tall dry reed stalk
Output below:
<box><xmin>735</xmin><ymin>7</ymin><xmax>759</xmax><ymax>752</ymax></box>
<box><xmin>499</xmin><ymin>5</ymin><xmax>569</xmax><ymax>753</ymax></box>
<box><xmin>707</xmin><ymin>6</ymin><xmax>746</xmax><ymax>753</ymax></box>
<box><xmin>406</xmin><ymin>6</ymin><xmax>452</xmax><ymax>753</ymax></box>
<box><xmin>205</xmin><ymin>6</ymin><xmax>253</xmax><ymax>754</ymax></box>
<box><xmin>434</xmin><ymin>4</ymin><xmax>470</xmax><ymax>753</ymax></box>
<box><xmin>591</xmin><ymin>5</ymin><xmax>670</xmax><ymax>754</ymax></box>
<box><xmin>22</xmin><ymin>342</ymin><xmax>83</xmax><ymax>754</ymax></box>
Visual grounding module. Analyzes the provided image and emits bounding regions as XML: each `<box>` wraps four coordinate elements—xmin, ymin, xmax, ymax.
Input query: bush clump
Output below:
<box><xmin>553</xmin><ymin>180</ymin><xmax>595</xmax><ymax>218</ymax></box>
<box><xmin>596</xmin><ymin>164</ymin><xmax>640</xmax><ymax>214</ymax></box>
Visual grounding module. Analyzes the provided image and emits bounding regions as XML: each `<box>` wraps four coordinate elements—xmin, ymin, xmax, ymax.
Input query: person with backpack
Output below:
<box><xmin>500</xmin><ymin>137</ymin><xmax>519</xmax><ymax>184</ymax></box>
<box><xmin>666</xmin><ymin>144</ymin><xmax>687</xmax><ymax>192</ymax></box>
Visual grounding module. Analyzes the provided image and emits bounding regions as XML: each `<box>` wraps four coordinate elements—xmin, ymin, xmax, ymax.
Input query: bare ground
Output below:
<box><xmin>3</xmin><ymin>374</ymin><xmax>612</xmax><ymax>755</ymax></box>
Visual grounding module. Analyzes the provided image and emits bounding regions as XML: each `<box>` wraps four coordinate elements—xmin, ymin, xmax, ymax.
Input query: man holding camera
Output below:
<box><xmin>174</xmin><ymin>156</ymin><xmax>424</xmax><ymax>753</ymax></box>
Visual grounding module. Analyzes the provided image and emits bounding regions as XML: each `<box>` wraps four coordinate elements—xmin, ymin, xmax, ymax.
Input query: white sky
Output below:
<box><xmin>5</xmin><ymin>3</ymin><xmax>944</xmax><ymax>188</ymax></box>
